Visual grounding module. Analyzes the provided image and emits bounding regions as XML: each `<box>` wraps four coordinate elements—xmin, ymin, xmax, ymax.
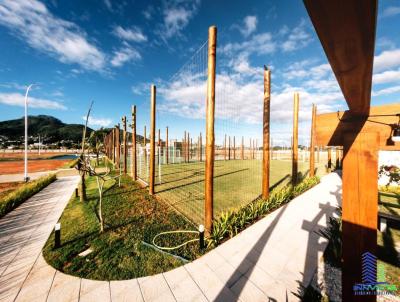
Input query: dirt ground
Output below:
<box><xmin>0</xmin><ymin>182</ymin><xmax>24</xmax><ymax>197</ymax></box>
<box><xmin>0</xmin><ymin>152</ymin><xmax>70</xmax><ymax>161</ymax></box>
<box><xmin>0</xmin><ymin>159</ymin><xmax>70</xmax><ymax>175</ymax></box>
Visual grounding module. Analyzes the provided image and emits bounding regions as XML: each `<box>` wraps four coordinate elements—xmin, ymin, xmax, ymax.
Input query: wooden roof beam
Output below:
<box><xmin>303</xmin><ymin>0</ymin><xmax>378</xmax><ymax>115</ymax></box>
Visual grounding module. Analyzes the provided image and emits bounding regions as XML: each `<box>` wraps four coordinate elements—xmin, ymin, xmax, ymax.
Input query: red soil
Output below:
<box><xmin>0</xmin><ymin>159</ymin><xmax>70</xmax><ymax>175</ymax></box>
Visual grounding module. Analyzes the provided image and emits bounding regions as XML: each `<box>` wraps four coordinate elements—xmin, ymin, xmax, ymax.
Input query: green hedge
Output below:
<box><xmin>0</xmin><ymin>174</ymin><xmax>57</xmax><ymax>218</ymax></box>
<box><xmin>208</xmin><ymin>176</ymin><xmax>320</xmax><ymax>247</ymax></box>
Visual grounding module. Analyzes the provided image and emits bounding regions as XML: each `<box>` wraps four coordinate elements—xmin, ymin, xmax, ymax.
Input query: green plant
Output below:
<box><xmin>0</xmin><ymin>174</ymin><xmax>57</xmax><ymax>218</ymax></box>
<box><xmin>208</xmin><ymin>176</ymin><xmax>320</xmax><ymax>247</ymax></box>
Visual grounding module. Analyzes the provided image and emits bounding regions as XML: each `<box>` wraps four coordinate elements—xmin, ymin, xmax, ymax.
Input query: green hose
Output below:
<box><xmin>152</xmin><ymin>230</ymin><xmax>199</xmax><ymax>251</ymax></box>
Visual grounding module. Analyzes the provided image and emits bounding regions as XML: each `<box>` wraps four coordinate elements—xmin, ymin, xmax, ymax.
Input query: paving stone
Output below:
<box><xmin>137</xmin><ymin>274</ymin><xmax>176</xmax><ymax>302</ymax></box>
<box><xmin>47</xmin><ymin>271</ymin><xmax>80</xmax><ymax>302</ymax></box>
<box><xmin>80</xmin><ymin>279</ymin><xmax>110</xmax><ymax>302</ymax></box>
<box><xmin>110</xmin><ymin>280</ymin><xmax>144</xmax><ymax>302</ymax></box>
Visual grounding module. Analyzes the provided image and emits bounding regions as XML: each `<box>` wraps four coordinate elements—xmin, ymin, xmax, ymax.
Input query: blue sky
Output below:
<box><xmin>0</xmin><ymin>0</ymin><xmax>399</xmax><ymax>145</ymax></box>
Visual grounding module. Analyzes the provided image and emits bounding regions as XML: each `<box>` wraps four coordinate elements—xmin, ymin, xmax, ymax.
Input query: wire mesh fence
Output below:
<box><xmin>104</xmin><ymin>26</ymin><xmax>341</xmax><ymax>227</ymax></box>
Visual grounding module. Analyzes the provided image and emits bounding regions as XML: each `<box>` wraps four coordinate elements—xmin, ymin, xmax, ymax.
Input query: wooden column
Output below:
<box><xmin>342</xmin><ymin>132</ymin><xmax>379</xmax><ymax>302</ymax></box>
<box><xmin>327</xmin><ymin>147</ymin><xmax>332</xmax><ymax>172</ymax></box>
<box><xmin>228</xmin><ymin>136</ymin><xmax>231</xmax><ymax>160</ymax></box>
<box><xmin>205</xmin><ymin>25</ymin><xmax>216</xmax><ymax>234</ymax></box>
<box><xmin>183</xmin><ymin>131</ymin><xmax>186</xmax><ymax>163</ymax></box>
<box><xmin>116</xmin><ymin>124</ymin><xmax>120</xmax><ymax>168</ymax></box>
<box><xmin>187</xmin><ymin>132</ymin><xmax>190</xmax><ymax>162</ymax></box>
<box><xmin>122</xmin><ymin>116</ymin><xmax>127</xmax><ymax>174</ymax></box>
<box><xmin>292</xmin><ymin>93</ymin><xmax>299</xmax><ymax>185</ymax></box>
<box><xmin>149</xmin><ymin>85</ymin><xmax>156</xmax><ymax>195</ymax></box>
<box><xmin>111</xmin><ymin>128</ymin><xmax>115</xmax><ymax>163</ymax></box>
<box><xmin>233</xmin><ymin>136</ymin><xmax>236</xmax><ymax>159</ymax></box>
<box><xmin>224</xmin><ymin>134</ymin><xmax>227</xmax><ymax>160</ymax></box>
<box><xmin>158</xmin><ymin>128</ymin><xmax>161</xmax><ymax>165</ymax></box>
<box><xmin>241</xmin><ymin>136</ymin><xmax>244</xmax><ymax>160</ymax></box>
<box><xmin>262</xmin><ymin>66</ymin><xmax>271</xmax><ymax>199</ymax></box>
<box><xmin>309</xmin><ymin>104</ymin><xmax>316</xmax><ymax>177</ymax></box>
<box><xmin>131</xmin><ymin>105</ymin><xmax>137</xmax><ymax>180</ymax></box>
<box><xmin>199</xmin><ymin>132</ymin><xmax>202</xmax><ymax>162</ymax></box>
<box><xmin>166</xmin><ymin>127</ymin><xmax>169</xmax><ymax>164</ymax></box>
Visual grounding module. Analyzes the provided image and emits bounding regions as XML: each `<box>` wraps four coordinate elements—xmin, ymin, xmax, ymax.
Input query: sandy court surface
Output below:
<box><xmin>0</xmin><ymin>152</ymin><xmax>72</xmax><ymax>160</ymax></box>
<box><xmin>0</xmin><ymin>159</ymin><xmax>70</xmax><ymax>175</ymax></box>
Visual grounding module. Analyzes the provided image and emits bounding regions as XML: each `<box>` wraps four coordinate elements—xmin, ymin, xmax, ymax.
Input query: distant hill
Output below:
<box><xmin>0</xmin><ymin>115</ymin><xmax>94</xmax><ymax>145</ymax></box>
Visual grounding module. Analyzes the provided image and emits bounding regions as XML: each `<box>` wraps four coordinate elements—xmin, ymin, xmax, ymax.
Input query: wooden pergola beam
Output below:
<box><xmin>303</xmin><ymin>0</ymin><xmax>378</xmax><ymax>115</ymax></box>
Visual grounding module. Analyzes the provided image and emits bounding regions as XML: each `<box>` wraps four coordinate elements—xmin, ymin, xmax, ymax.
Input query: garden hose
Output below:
<box><xmin>152</xmin><ymin>225</ymin><xmax>205</xmax><ymax>251</ymax></box>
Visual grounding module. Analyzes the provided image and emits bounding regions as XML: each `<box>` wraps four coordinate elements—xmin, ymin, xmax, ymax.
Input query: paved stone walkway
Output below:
<box><xmin>0</xmin><ymin>173</ymin><xmax>342</xmax><ymax>302</ymax></box>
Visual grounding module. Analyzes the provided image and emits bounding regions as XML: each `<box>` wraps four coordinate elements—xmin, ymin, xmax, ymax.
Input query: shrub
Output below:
<box><xmin>208</xmin><ymin>176</ymin><xmax>320</xmax><ymax>247</ymax></box>
<box><xmin>0</xmin><ymin>174</ymin><xmax>56</xmax><ymax>218</ymax></box>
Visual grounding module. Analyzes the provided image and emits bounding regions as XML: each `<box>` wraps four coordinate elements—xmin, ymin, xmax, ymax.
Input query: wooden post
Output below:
<box><xmin>241</xmin><ymin>136</ymin><xmax>244</xmax><ymax>160</ymax></box>
<box><xmin>327</xmin><ymin>147</ymin><xmax>332</xmax><ymax>172</ymax></box>
<box><xmin>199</xmin><ymin>132</ymin><xmax>202</xmax><ymax>162</ymax></box>
<box><xmin>157</xmin><ymin>128</ymin><xmax>161</xmax><ymax>165</ymax></box>
<box><xmin>166</xmin><ymin>127</ymin><xmax>169</xmax><ymax>164</ymax></box>
<box><xmin>228</xmin><ymin>136</ymin><xmax>231</xmax><ymax>160</ymax></box>
<box><xmin>183</xmin><ymin>131</ymin><xmax>186</xmax><ymax>163</ymax></box>
<box><xmin>309</xmin><ymin>104</ymin><xmax>316</xmax><ymax>177</ymax></box>
<box><xmin>131</xmin><ymin>105</ymin><xmax>137</xmax><ymax>180</ymax></box>
<box><xmin>262</xmin><ymin>66</ymin><xmax>271</xmax><ymax>199</ymax></box>
<box><xmin>116</xmin><ymin>124</ymin><xmax>120</xmax><ymax>169</ymax></box>
<box><xmin>112</xmin><ymin>128</ymin><xmax>115</xmax><ymax>163</ymax></box>
<box><xmin>224</xmin><ymin>134</ymin><xmax>227</xmax><ymax>160</ymax></box>
<box><xmin>233</xmin><ymin>136</ymin><xmax>236</xmax><ymax>160</ymax></box>
<box><xmin>205</xmin><ymin>25</ymin><xmax>216</xmax><ymax>235</ymax></box>
<box><xmin>149</xmin><ymin>85</ymin><xmax>156</xmax><ymax>195</ymax></box>
<box><xmin>187</xmin><ymin>132</ymin><xmax>190</xmax><ymax>162</ymax></box>
<box><xmin>292</xmin><ymin>92</ymin><xmax>299</xmax><ymax>185</ymax></box>
<box><xmin>122</xmin><ymin>116</ymin><xmax>127</xmax><ymax>174</ymax></box>
<box><xmin>342</xmin><ymin>132</ymin><xmax>379</xmax><ymax>302</ymax></box>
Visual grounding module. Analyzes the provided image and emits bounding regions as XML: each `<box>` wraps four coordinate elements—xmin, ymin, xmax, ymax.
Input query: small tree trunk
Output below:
<box><xmin>97</xmin><ymin>178</ymin><xmax>104</xmax><ymax>233</ymax></box>
<box><xmin>80</xmin><ymin>173</ymin><xmax>86</xmax><ymax>202</ymax></box>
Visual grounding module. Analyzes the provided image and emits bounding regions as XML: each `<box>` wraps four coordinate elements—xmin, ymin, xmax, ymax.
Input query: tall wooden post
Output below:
<box><xmin>309</xmin><ymin>104</ymin><xmax>316</xmax><ymax>177</ymax></box>
<box><xmin>166</xmin><ymin>127</ymin><xmax>169</xmax><ymax>164</ymax></box>
<box><xmin>131</xmin><ymin>105</ymin><xmax>137</xmax><ymax>180</ymax></box>
<box><xmin>157</xmin><ymin>128</ymin><xmax>161</xmax><ymax>165</ymax></box>
<box><xmin>122</xmin><ymin>116</ymin><xmax>127</xmax><ymax>174</ymax></box>
<box><xmin>112</xmin><ymin>128</ymin><xmax>115</xmax><ymax>163</ymax></box>
<box><xmin>327</xmin><ymin>147</ymin><xmax>332</xmax><ymax>172</ymax></box>
<box><xmin>233</xmin><ymin>136</ymin><xmax>236</xmax><ymax>159</ymax></box>
<box><xmin>149</xmin><ymin>85</ymin><xmax>156</xmax><ymax>195</ymax></box>
<box><xmin>342</xmin><ymin>132</ymin><xmax>379</xmax><ymax>302</ymax></box>
<box><xmin>228</xmin><ymin>136</ymin><xmax>231</xmax><ymax>160</ymax></box>
<box><xmin>116</xmin><ymin>124</ymin><xmax>120</xmax><ymax>169</ymax></box>
<box><xmin>199</xmin><ymin>132</ymin><xmax>202</xmax><ymax>162</ymax></box>
<box><xmin>241</xmin><ymin>136</ymin><xmax>244</xmax><ymax>160</ymax></box>
<box><xmin>224</xmin><ymin>134</ymin><xmax>227</xmax><ymax>160</ymax></box>
<box><xmin>205</xmin><ymin>25</ymin><xmax>216</xmax><ymax>235</ymax></box>
<box><xmin>187</xmin><ymin>132</ymin><xmax>190</xmax><ymax>162</ymax></box>
<box><xmin>183</xmin><ymin>131</ymin><xmax>186</xmax><ymax>163</ymax></box>
<box><xmin>292</xmin><ymin>93</ymin><xmax>299</xmax><ymax>185</ymax></box>
<box><xmin>262</xmin><ymin>66</ymin><xmax>271</xmax><ymax>199</ymax></box>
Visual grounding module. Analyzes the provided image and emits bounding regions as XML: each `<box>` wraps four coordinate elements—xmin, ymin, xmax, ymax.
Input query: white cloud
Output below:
<box><xmin>0</xmin><ymin>92</ymin><xmax>66</xmax><ymax>110</ymax></box>
<box><xmin>382</xmin><ymin>6</ymin><xmax>400</xmax><ymax>18</ymax></box>
<box><xmin>373</xmin><ymin>69</ymin><xmax>400</xmax><ymax>84</ymax></box>
<box><xmin>374</xmin><ymin>49</ymin><xmax>400</xmax><ymax>72</ymax></box>
<box><xmin>240</xmin><ymin>15</ymin><xmax>257</xmax><ymax>37</ymax></box>
<box><xmin>160</xmin><ymin>1</ymin><xmax>199</xmax><ymax>39</ymax></box>
<box><xmin>111</xmin><ymin>45</ymin><xmax>141</xmax><ymax>67</ymax></box>
<box><xmin>113</xmin><ymin>26</ymin><xmax>147</xmax><ymax>42</ymax></box>
<box><xmin>0</xmin><ymin>0</ymin><xmax>106</xmax><ymax>71</ymax></box>
<box><xmin>83</xmin><ymin>116</ymin><xmax>113</xmax><ymax>127</ymax></box>
<box><xmin>372</xmin><ymin>85</ymin><xmax>400</xmax><ymax>97</ymax></box>
<box><xmin>281</xmin><ymin>19</ymin><xmax>312</xmax><ymax>52</ymax></box>
<box><xmin>222</xmin><ymin>32</ymin><xmax>276</xmax><ymax>57</ymax></box>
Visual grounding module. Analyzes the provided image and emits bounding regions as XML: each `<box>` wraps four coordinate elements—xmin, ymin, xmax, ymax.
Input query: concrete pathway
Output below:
<box><xmin>0</xmin><ymin>173</ymin><xmax>342</xmax><ymax>302</ymax></box>
<box><xmin>0</xmin><ymin>176</ymin><xmax>80</xmax><ymax>302</ymax></box>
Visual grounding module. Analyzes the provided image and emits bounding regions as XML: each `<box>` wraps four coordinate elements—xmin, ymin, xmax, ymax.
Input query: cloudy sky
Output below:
<box><xmin>0</xmin><ymin>0</ymin><xmax>399</xmax><ymax>145</ymax></box>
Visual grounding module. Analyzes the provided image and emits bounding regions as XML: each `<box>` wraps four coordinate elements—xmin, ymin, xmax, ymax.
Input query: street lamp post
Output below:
<box><xmin>24</xmin><ymin>84</ymin><xmax>34</xmax><ymax>182</ymax></box>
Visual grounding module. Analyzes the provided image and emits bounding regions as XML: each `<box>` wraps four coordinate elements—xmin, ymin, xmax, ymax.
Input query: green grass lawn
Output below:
<box><xmin>378</xmin><ymin>189</ymin><xmax>400</xmax><ymax>295</ymax></box>
<box><xmin>42</xmin><ymin>172</ymin><xmax>204</xmax><ymax>281</ymax></box>
<box><xmin>149</xmin><ymin>159</ymin><xmax>327</xmax><ymax>225</ymax></box>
